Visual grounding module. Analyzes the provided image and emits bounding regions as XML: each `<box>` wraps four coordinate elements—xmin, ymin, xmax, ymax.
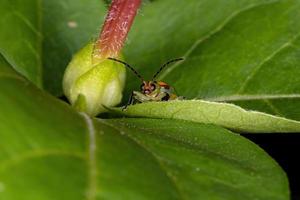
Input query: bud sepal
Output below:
<box><xmin>63</xmin><ymin>42</ymin><xmax>126</xmax><ymax>116</ymax></box>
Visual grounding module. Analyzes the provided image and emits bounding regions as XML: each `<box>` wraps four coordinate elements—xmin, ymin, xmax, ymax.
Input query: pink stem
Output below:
<box><xmin>93</xmin><ymin>0</ymin><xmax>141</xmax><ymax>61</ymax></box>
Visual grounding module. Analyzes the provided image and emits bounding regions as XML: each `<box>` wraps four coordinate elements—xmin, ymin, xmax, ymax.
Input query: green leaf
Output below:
<box><xmin>111</xmin><ymin>100</ymin><xmax>300</xmax><ymax>133</ymax></box>
<box><xmin>124</xmin><ymin>0</ymin><xmax>300</xmax><ymax>120</ymax></box>
<box><xmin>0</xmin><ymin>57</ymin><xmax>289</xmax><ymax>200</ymax></box>
<box><xmin>0</xmin><ymin>0</ymin><xmax>106</xmax><ymax>94</ymax></box>
<box><xmin>0</xmin><ymin>0</ymin><xmax>42</xmax><ymax>86</ymax></box>
<box><xmin>0</xmin><ymin>54</ymin><xmax>22</xmax><ymax>79</ymax></box>
<box><xmin>100</xmin><ymin>118</ymin><xmax>289</xmax><ymax>199</ymax></box>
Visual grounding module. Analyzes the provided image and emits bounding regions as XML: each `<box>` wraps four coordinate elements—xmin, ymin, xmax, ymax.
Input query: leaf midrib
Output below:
<box><xmin>81</xmin><ymin>113</ymin><xmax>98</xmax><ymax>200</ymax></box>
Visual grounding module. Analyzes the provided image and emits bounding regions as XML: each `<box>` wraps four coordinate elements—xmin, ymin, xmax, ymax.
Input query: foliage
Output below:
<box><xmin>0</xmin><ymin>0</ymin><xmax>299</xmax><ymax>199</ymax></box>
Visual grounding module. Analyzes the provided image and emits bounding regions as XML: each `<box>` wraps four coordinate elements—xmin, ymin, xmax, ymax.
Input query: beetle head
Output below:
<box><xmin>140</xmin><ymin>81</ymin><xmax>159</xmax><ymax>95</ymax></box>
<box><xmin>108</xmin><ymin>57</ymin><xmax>184</xmax><ymax>92</ymax></box>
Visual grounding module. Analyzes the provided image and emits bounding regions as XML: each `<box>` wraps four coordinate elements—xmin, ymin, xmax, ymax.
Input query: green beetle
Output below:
<box><xmin>108</xmin><ymin>57</ymin><xmax>184</xmax><ymax>109</ymax></box>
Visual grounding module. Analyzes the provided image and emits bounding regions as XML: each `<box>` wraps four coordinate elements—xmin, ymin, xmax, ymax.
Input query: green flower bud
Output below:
<box><xmin>63</xmin><ymin>42</ymin><xmax>126</xmax><ymax>116</ymax></box>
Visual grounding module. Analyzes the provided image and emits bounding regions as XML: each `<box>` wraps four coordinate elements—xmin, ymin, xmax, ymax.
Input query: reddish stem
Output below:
<box><xmin>93</xmin><ymin>0</ymin><xmax>141</xmax><ymax>61</ymax></box>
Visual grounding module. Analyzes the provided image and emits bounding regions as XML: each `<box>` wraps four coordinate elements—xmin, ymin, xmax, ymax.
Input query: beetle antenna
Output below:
<box><xmin>152</xmin><ymin>58</ymin><xmax>184</xmax><ymax>80</ymax></box>
<box><xmin>108</xmin><ymin>57</ymin><xmax>144</xmax><ymax>81</ymax></box>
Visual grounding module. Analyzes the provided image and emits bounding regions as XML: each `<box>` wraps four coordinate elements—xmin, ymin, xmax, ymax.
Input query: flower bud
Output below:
<box><xmin>63</xmin><ymin>42</ymin><xmax>125</xmax><ymax>116</ymax></box>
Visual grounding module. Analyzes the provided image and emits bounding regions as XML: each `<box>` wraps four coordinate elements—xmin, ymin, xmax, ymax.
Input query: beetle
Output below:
<box><xmin>108</xmin><ymin>57</ymin><xmax>184</xmax><ymax>109</ymax></box>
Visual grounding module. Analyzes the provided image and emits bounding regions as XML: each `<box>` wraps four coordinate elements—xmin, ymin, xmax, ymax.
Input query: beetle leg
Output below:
<box><xmin>161</xmin><ymin>93</ymin><xmax>170</xmax><ymax>101</ymax></box>
<box><xmin>123</xmin><ymin>92</ymin><xmax>134</xmax><ymax>111</ymax></box>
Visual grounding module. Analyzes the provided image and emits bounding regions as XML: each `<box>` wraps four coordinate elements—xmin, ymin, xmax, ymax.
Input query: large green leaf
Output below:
<box><xmin>0</xmin><ymin>55</ymin><xmax>289</xmax><ymax>199</ymax></box>
<box><xmin>0</xmin><ymin>0</ymin><xmax>106</xmax><ymax>94</ymax></box>
<box><xmin>111</xmin><ymin>100</ymin><xmax>300</xmax><ymax>133</ymax></box>
<box><xmin>124</xmin><ymin>0</ymin><xmax>300</xmax><ymax>120</ymax></box>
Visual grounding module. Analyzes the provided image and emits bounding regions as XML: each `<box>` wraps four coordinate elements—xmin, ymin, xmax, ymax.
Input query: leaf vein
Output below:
<box><xmin>238</xmin><ymin>33</ymin><xmax>300</xmax><ymax>93</ymax></box>
<box><xmin>0</xmin><ymin>73</ymin><xmax>25</xmax><ymax>81</ymax></box>
<box><xmin>0</xmin><ymin>150</ymin><xmax>85</xmax><ymax>172</ymax></box>
<box><xmin>206</xmin><ymin>94</ymin><xmax>300</xmax><ymax>102</ymax></box>
<box><xmin>263</xmin><ymin>99</ymin><xmax>284</xmax><ymax>116</ymax></box>
<box><xmin>158</xmin><ymin>0</ymin><xmax>281</xmax><ymax>80</ymax></box>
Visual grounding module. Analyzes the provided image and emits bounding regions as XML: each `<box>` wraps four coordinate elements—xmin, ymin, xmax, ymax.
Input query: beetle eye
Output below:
<box><xmin>150</xmin><ymin>84</ymin><xmax>156</xmax><ymax>91</ymax></box>
<box><xmin>140</xmin><ymin>84</ymin><xmax>144</xmax><ymax>91</ymax></box>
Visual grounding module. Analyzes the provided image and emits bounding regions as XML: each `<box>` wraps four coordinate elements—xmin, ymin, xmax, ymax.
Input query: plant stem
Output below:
<box><xmin>93</xmin><ymin>0</ymin><xmax>141</xmax><ymax>62</ymax></box>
